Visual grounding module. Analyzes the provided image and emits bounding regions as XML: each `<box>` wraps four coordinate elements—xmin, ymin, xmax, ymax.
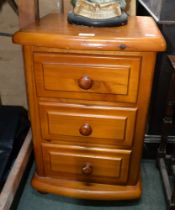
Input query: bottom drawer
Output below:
<box><xmin>42</xmin><ymin>144</ymin><xmax>131</xmax><ymax>185</ymax></box>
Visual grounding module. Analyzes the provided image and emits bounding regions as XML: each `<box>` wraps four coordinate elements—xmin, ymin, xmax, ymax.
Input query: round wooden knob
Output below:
<box><xmin>79</xmin><ymin>123</ymin><xmax>92</xmax><ymax>136</ymax></box>
<box><xmin>82</xmin><ymin>162</ymin><xmax>93</xmax><ymax>175</ymax></box>
<box><xmin>78</xmin><ymin>75</ymin><xmax>93</xmax><ymax>90</ymax></box>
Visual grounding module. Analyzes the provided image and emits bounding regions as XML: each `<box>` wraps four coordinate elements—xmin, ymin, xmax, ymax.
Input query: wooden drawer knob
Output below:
<box><xmin>79</xmin><ymin>123</ymin><xmax>92</xmax><ymax>136</ymax></box>
<box><xmin>78</xmin><ymin>75</ymin><xmax>93</xmax><ymax>90</ymax></box>
<box><xmin>82</xmin><ymin>162</ymin><xmax>93</xmax><ymax>175</ymax></box>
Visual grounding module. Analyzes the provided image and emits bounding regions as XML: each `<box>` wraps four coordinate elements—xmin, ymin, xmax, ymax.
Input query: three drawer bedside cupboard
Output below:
<box><xmin>13</xmin><ymin>2</ymin><xmax>166</xmax><ymax>201</ymax></box>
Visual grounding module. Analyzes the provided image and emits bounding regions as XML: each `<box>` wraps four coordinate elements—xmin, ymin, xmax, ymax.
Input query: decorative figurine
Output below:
<box><xmin>68</xmin><ymin>0</ymin><xmax>128</xmax><ymax>27</ymax></box>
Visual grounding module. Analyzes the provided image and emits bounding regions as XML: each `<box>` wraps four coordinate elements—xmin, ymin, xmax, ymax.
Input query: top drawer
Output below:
<box><xmin>34</xmin><ymin>53</ymin><xmax>141</xmax><ymax>103</ymax></box>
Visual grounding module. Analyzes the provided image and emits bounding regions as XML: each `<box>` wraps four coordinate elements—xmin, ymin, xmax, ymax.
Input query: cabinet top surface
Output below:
<box><xmin>13</xmin><ymin>13</ymin><xmax>166</xmax><ymax>52</ymax></box>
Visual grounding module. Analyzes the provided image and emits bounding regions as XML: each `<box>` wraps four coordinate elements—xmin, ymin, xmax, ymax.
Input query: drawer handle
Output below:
<box><xmin>78</xmin><ymin>75</ymin><xmax>93</xmax><ymax>90</ymax></box>
<box><xmin>79</xmin><ymin>123</ymin><xmax>92</xmax><ymax>136</ymax></box>
<box><xmin>82</xmin><ymin>162</ymin><xmax>93</xmax><ymax>175</ymax></box>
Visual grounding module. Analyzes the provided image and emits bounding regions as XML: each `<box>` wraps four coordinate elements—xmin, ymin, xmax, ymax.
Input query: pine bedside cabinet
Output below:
<box><xmin>13</xmin><ymin>1</ymin><xmax>166</xmax><ymax>201</ymax></box>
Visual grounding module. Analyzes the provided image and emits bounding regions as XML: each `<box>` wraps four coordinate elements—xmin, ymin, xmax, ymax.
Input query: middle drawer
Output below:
<box><xmin>39</xmin><ymin>102</ymin><xmax>137</xmax><ymax>147</ymax></box>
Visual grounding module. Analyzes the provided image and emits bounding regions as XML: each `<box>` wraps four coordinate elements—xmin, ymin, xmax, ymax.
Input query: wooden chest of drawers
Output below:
<box><xmin>13</xmin><ymin>13</ymin><xmax>166</xmax><ymax>200</ymax></box>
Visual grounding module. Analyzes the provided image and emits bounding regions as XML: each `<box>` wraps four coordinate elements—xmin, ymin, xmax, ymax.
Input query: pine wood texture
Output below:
<box><xmin>34</xmin><ymin>53</ymin><xmax>141</xmax><ymax>103</ymax></box>
<box><xmin>13</xmin><ymin>11</ymin><xmax>166</xmax><ymax>200</ymax></box>
<box><xmin>13</xmin><ymin>13</ymin><xmax>166</xmax><ymax>52</ymax></box>
<box><xmin>39</xmin><ymin>102</ymin><xmax>137</xmax><ymax>147</ymax></box>
<box><xmin>42</xmin><ymin>144</ymin><xmax>131</xmax><ymax>185</ymax></box>
<box><xmin>32</xmin><ymin>173</ymin><xmax>141</xmax><ymax>200</ymax></box>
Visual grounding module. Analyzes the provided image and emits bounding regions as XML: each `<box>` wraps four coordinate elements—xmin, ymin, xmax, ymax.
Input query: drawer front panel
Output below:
<box><xmin>34</xmin><ymin>53</ymin><xmax>141</xmax><ymax>103</ymax></box>
<box><xmin>39</xmin><ymin>102</ymin><xmax>137</xmax><ymax>147</ymax></box>
<box><xmin>42</xmin><ymin>144</ymin><xmax>131</xmax><ymax>184</ymax></box>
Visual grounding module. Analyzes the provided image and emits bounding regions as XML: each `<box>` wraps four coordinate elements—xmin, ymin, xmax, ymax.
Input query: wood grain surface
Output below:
<box><xmin>13</xmin><ymin>13</ymin><xmax>166</xmax><ymax>52</ymax></box>
<box><xmin>42</xmin><ymin>144</ymin><xmax>131</xmax><ymax>185</ymax></box>
<box><xmin>13</xmin><ymin>9</ymin><xmax>166</xmax><ymax>200</ymax></box>
<box><xmin>34</xmin><ymin>52</ymin><xmax>141</xmax><ymax>103</ymax></box>
<box><xmin>39</xmin><ymin>102</ymin><xmax>137</xmax><ymax>147</ymax></box>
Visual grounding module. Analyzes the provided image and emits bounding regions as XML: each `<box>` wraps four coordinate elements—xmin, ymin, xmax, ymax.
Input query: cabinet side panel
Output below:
<box><xmin>128</xmin><ymin>52</ymin><xmax>157</xmax><ymax>184</ymax></box>
<box><xmin>23</xmin><ymin>46</ymin><xmax>44</xmax><ymax>175</ymax></box>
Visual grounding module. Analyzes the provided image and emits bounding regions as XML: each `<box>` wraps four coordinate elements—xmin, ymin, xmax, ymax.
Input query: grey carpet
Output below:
<box><xmin>17</xmin><ymin>160</ymin><xmax>166</xmax><ymax>210</ymax></box>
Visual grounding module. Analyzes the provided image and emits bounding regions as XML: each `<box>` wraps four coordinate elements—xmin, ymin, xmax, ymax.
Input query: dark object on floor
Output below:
<box><xmin>157</xmin><ymin>56</ymin><xmax>175</xmax><ymax>210</ymax></box>
<box><xmin>67</xmin><ymin>12</ymin><xmax>128</xmax><ymax>27</ymax></box>
<box><xmin>0</xmin><ymin>106</ymin><xmax>30</xmax><ymax>190</ymax></box>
